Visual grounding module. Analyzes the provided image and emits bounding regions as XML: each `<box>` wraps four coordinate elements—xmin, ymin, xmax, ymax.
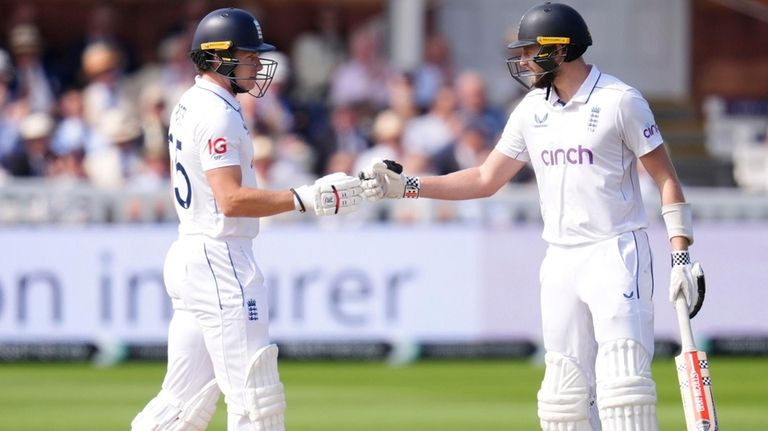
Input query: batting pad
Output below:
<box><xmin>596</xmin><ymin>339</ymin><xmax>659</xmax><ymax>431</ymax></box>
<box><xmin>131</xmin><ymin>379</ymin><xmax>220</xmax><ymax>431</ymax></box>
<box><xmin>537</xmin><ymin>352</ymin><xmax>593</xmax><ymax>431</ymax></box>
<box><xmin>243</xmin><ymin>344</ymin><xmax>286</xmax><ymax>431</ymax></box>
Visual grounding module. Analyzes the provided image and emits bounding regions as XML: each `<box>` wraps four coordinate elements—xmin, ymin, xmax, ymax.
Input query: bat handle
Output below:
<box><xmin>674</xmin><ymin>295</ymin><xmax>697</xmax><ymax>352</ymax></box>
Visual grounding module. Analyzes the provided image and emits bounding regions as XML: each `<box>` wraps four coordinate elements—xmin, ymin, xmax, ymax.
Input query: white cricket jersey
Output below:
<box><xmin>168</xmin><ymin>76</ymin><xmax>259</xmax><ymax>239</ymax></box>
<box><xmin>496</xmin><ymin>66</ymin><xmax>663</xmax><ymax>246</ymax></box>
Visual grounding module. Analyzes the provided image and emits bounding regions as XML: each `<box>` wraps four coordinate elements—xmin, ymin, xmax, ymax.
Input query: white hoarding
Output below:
<box><xmin>0</xmin><ymin>223</ymin><xmax>765</xmax><ymax>344</ymax></box>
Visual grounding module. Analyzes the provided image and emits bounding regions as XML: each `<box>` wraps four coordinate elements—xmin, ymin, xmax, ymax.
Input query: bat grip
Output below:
<box><xmin>675</xmin><ymin>295</ymin><xmax>697</xmax><ymax>352</ymax></box>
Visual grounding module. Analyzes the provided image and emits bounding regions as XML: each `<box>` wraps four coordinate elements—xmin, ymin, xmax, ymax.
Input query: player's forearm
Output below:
<box><xmin>658</xmin><ymin>176</ymin><xmax>686</xmax><ymax>207</ymax></box>
<box><xmin>658</xmin><ymin>178</ymin><xmax>692</xmax><ymax>250</ymax></box>
<box><xmin>217</xmin><ymin>188</ymin><xmax>295</xmax><ymax>218</ymax></box>
<box><xmin>669</xmin><ymin>236</ymin><xmax>689</xmax><ymax>251</ymax></box>
<box><xmin>420</xmin><ymin>167</ymin><xmax>497</xmax><ymax>200</ymax></box>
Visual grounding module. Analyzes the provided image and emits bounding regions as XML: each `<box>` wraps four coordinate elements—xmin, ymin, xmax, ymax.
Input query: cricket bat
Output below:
<box><xmin>674</xmin><ymin>278</ymin><xmax>719</xmax><ymax>431</ymax></box>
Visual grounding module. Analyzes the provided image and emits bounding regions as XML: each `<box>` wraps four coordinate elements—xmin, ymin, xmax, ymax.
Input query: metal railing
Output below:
<box><xmin>1</xmin><ymin>178</ymin><xmax>768</xmax><ymax>225</ymax></box>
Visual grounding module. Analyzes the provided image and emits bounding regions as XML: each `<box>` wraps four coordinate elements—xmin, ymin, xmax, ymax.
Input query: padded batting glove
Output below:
<box><xmin>669</xmin><ymin>251</ymin><xmax>706</xmax><ymax>318</ymax></box>
<box><xmin>291</xmin><ymin>172</ymin><xmax>363</xmax><ymax>216</ymax></box>
<box><xmin>358</xmin><ymin>159</ymin><xmax>420</xmax><ymax>201</ymax></box>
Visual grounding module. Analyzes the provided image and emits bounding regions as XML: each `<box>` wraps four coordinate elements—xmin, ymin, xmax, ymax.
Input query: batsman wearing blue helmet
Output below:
<box><xmin>131</xmin><ymin>8</ymin><xmax>362</xmax><ymax>431</ymax></box>
<box><xmin>359</xmin><ymin>3</ymin><xmax>705</xmax><ymax>430</ymax></box>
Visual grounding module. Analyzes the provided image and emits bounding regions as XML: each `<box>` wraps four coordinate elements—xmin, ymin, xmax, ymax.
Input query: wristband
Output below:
<box><xmin>290</xmin><ymin>188</ymin><xmax>306</xmax><ymax>213</ymax></box>
<box><xmin>671</xmin><ymin>250</ymin><xmax>690</xmax><ymax>267</ymax></box>
<box><xmin>404</xmin><ymin>176</ymin><xmax>420</xmax><ymax>199</ymax></box>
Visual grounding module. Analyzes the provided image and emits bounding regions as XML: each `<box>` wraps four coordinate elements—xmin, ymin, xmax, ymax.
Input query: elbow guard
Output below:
<box><xmin>661</xmin><ymin>202</ymin><xmax>694</xmax><ymax>245</ymax></box>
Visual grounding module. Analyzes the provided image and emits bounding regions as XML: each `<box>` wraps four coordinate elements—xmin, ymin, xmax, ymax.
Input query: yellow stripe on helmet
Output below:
<box><xmin>200</xmin><ymin>41</ymin><xmax>232</xmax><ymax>50</ymax></box>
<box><xmin>537</xmin><ymin>36</ymin><xmax>570</xmax><ymax>45</ymax></box>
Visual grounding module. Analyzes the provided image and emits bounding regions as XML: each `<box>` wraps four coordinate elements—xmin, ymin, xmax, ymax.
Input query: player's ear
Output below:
<box><xmin>209</xmin><ymin>54</ymin><xmax>223</xmax><ymax>71</ymax></box>
<box><xmin>556</xmin><ymin>45</ymin><xmax>568</xmax><ymax>61</ymax></box>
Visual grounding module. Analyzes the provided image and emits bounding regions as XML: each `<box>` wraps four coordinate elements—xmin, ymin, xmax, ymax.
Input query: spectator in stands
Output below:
<box><xmin>128</xmin><ymin>33</ymin><xmax>195</xmax><ymax>156</ymax></box>
<box><xmin>329</xmin><ymin>22</ymin><xmax>392</xmax><ymax>111</ymax></box>
<box><xmin>1</xmin><ymin>111</ymin><xmax>55</xmax><ymax>177</ymax></box>
<box><xmin>240</xmin><ymin>51</ymin><xmax>294</xmax><ymax>135</ymax></box>
<box><xmin>435</xmin><ymin>113</ymin><xmax>535</xmax><ymax>185</ymax></box>
<box><xmin>252</xmin><ymin>134</ymin><xmax>315</xmax><ymax>191</ymax></box>
<box><xmin>454</xmin><ymin>71</ymin><xmax>506</xmax><ymax>139</ymax></box>
<box><xmin>402</xmin><ymin>85</ymin><xmax>460</xmax><ymax>161</ymax></box>
<box><xmin>124</xmin><ymin>145</ymin><xmax>171</xmax><ymax>222</ymax></box>
<box><xmin>252</xmin><ymin>135</ymin><xmax>297</xmax><ymax>225</ymax></box>
<box><xmin>137</xmin><ymin>85</ymin><xmax>170</xmax><ymax>157</ymax></box>
<box><xmin>431</xmin><ymin>116</ymin><xmax>493</xmax><ymax>176</ymax></box>
<box><xmin>48</xmin><ymin>145</ymin><xmax>87</xmax><ymax>183</ymax></box>
<box><xmin>50</xmin><ymin>88</ymin><xmax>95</xmax><ymax>156</ymax></box>
<box><xmin>54</xmin><ymin>4</ymin><xmax>138</xmax><ymax>89</ymax></box>
<box><xmin>251</xmin><ymin>134</ymin><xmax>279</xmax><ymax>187</ymax></box>
<box><xmin>7</xmin><ymin>24</ymin><xmax>57</xmax><ymax>114</ymax></box>
<box><xmin>131</xmin><ymin>147</ymin><xmax>169</xmax><ymax>189</ymax></box>
<box><xmin>82</xmin><ymin>4</ymin><xmax>138</xmax><ymax>73</ymax></box>
<box><xmin>80</xmin><ymin>42</ymin><xmax>132</xmax><ymax>147</ymax></box>
<box><xmin>154</xmin><ymin>33</ymin><xmax>197</xmax><ymax>112</ymax></box>
<box><xmin>312</xmin><ymin>103</ymin><xmax>369</xmax><ymax>176</ymax></box>
<box><xmin>290</xmin><ymin>6</ymin><xmax>345</xmax><ymax>104</ymax></box>
<box><xmin>276</xmin><ymin>133</ymin><xmax>316</xmax><ymax>178</ymax></box>
<box><xmin>354</xmin><ymin>109</ymin><xmax>428</xmax><ymax>176</ymax></box>
<box><xmin>388</xmin><ymin>72</ymin><xmax>419</xmax><ymax>124</ymax></box>
<box><xmin>0</xmin><ymin>49</ymin><xmax>20</xmax><ymax>160</ymax></box>
<box><xmin>46</xmin><ymin>88</ymin><xmax>91</xmax><ymax>183</ymax></box>
<box><xmin>412</xmin><ymin>33</ymin><xmax>454</xmax><ymax>111</ymax></box>
<box><xmin>83</xmin><ymin>108</ymin><xmax>144</xmax><ymax>188</ymax></box>
<box><xmin>354</xmin><ymin>110</ymin><xmax>432</xmax><ymax>223</ymax></box>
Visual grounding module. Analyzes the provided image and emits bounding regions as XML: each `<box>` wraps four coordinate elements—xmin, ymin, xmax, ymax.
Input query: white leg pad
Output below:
<box><xmin>537</xmin><ymin>352</ymin><xmax>593</xmax><ymax>431</ymax></box>
<box><xmin>240</xmin><ymin>344</ymin><xmax>286</xmax><ymax>431</ymax></box>
<box><xmin>131</xmin><ymin>379</ymin><xmax>220</xmax><ymax>431</ymax></box>
<box><xmin>596</xmin><ymin>339</ymin><xmax>659</xmax><ymax>431</ymax></box>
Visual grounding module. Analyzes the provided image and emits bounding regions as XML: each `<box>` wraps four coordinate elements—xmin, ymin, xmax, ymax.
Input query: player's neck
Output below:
<box><xmin>552</xmin><ymin>61</ymin><xmax>591</xmax><ymax>104</ymax></box>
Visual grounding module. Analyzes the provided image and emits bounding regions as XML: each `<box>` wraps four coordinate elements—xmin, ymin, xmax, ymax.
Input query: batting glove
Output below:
<box><xmin>669</xmin><ymin>251</ymin><xmax>706</xmax><ymax>318</ymax></box>
<box><xmin>358</xmin><ymin>159</ymin><xmax>420</xmax><ymax>201</ymax></box>
<box><xmin>291</xmin><ymin>172</ymin><xmax>363</xmax><ymax>216</ymax></box>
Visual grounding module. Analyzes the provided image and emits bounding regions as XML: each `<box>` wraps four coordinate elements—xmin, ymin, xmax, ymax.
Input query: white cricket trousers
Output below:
<box><xmin>162</xmin><ymin>235</ymin><xmax>271</xmax><ymax>430</ymax></box>
<box><xmin>539</xmin><ymin>230</ymin><xmax>656</xmax><ymax>411</ymax></box>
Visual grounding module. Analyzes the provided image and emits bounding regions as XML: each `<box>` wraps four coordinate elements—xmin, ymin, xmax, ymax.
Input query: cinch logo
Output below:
<box><xmin>207</xmin><ymin>137</ymin><xmax>227</xmax><ymax>154</ymax></box>
<box><xmin>643</xmin><ymin>124</ymin><xmax>659</xmax><ymax>138</ymax></box>
<box><xmin>541</xmin><ymin>145</ymin><xmax>594</xmax><ymax>166</ymax></box>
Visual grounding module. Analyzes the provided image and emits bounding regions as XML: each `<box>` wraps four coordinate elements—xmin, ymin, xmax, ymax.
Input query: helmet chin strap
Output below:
<box><xmin>532</xmin><ymin>46</ymin><xmax>566</xmax><ymax>99</ymax></box>
<box><xmin>507</xmin><ymin>45</ymin><xmax>566</xmax><ymax>92</ymax></box>
<box><xmin>208</xmin><ymin>52</ymin><xmax>276</xmax><ymax>98</ymax></box>
<box><xmin>533</xmin><ymin>70</ymin><xmax>556</xmax><ymax>89</ymax></box>
<box><xmin>230</xmin><ymin>79</ymin><xmax>248</xmax><ymax>94</ymax></box>
<box><xmin>208</xmin><ymin>52</ymin><xmax>250</xmax><ymax>94</ymax></box>
<box><xmin>532</xmin><ymin>69</ymin><xmax>557</xmax><ymax>100</ymax></box>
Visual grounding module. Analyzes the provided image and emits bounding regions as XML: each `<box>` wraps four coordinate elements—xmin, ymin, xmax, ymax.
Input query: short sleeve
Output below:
<box><xmin>617</xmin><ymin>89</ymin><xmax>663</xmax><ymax>157</ymax></box>
<box><xmin>494</xmin><ymin>106</ymin><xmax>530</xmax><ymax>162</ymax></box>
<box><xmin>197</xmin><ymin>110</ymin><xmax>242</xmax><ymax>171</ymax></box>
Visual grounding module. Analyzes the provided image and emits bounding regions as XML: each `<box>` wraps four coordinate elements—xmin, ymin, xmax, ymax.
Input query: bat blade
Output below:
<box><xmin>675</xmin><ymin>349</ymin><xmax>719</xmax><ymax>431</ymax></box>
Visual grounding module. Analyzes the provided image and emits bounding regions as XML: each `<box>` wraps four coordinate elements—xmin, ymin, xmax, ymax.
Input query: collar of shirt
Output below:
<box><xmin>194</xmin><ymin>75</ymin><xmax>241</xmax><ymax>111</ymax></box>
<box><xmin>546</xmin><ymin>65</ymin><xmax>602</xmax><ymax>107</ymax></box>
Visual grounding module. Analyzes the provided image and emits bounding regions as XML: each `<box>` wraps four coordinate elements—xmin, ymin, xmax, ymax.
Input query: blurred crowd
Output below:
<box><xmin>0</xmin><ymin>3</ymin><xmax>536</xmax><ymax>222</ymax></box>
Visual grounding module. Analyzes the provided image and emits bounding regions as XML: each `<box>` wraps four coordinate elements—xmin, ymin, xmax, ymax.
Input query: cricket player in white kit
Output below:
<box><xmin>131</xmin><ymin>8</ymin><xmax>363</xmax><ymax>431</ymax></box>
<box><xmin>360</xmin><ymin>3</ymin><xmax>705</xmax><ymax>431</ymax></box>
